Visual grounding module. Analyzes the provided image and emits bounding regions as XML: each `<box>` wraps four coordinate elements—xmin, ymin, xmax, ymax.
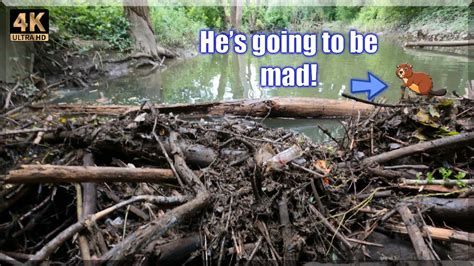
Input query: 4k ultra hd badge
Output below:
<box><xmin>10</xmin><ymin>9</ymin><xmax>49</xmax><ymax>41</ymax></box>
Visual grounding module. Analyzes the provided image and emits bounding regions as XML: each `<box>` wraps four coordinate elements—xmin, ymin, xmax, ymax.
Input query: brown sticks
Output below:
<box><xmin>397</xmin><ymin>204</ymin><xmax>435</xmax><ymax>260</ymax></box>
<box><xmin>308</xmin><ymin>204</ymin><xmax>353</xmax><ymax>250</ymax></box>
<box><xmin>28</xmin><ymin>195</ymin><xmax>191</xmax><ymax>262</ymax></box>
<box><xmin>99</xmin><ymin>131</ymin><xmax>210</xmax><ymax>262</ymax></box>
<box><xmin>278</xmin><ymin>194</ymin><xmax>297</xmax><ymax>264</ymax></box>
<box><xmin>100</xmin><ymin>192</ymin><xmax>209</xmax><ymax>261</ymax></box>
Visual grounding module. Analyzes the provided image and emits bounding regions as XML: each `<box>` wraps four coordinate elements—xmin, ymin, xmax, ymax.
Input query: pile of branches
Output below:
<box><xmin>0</xmin><ymin>97</ymin><xmax>473</xmax><ymax>264</ymax></box>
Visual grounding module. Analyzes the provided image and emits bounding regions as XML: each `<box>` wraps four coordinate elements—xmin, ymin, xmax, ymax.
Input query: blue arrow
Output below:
<box><xmin>350</xmin><ymin>72</ymin><xmax>388</xmax><ymax>101</ymax></box>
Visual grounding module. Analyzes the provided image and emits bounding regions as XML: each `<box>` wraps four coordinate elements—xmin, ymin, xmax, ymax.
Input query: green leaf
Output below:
<box><xmin>428</xmin><ymin>105</ymin><xmax>440</xmax><ymax>118</ymax></box>
<box><xmin>455</xmin><ymin>172</ymin><xmax>467</xmax><ymax>180</ymax></box>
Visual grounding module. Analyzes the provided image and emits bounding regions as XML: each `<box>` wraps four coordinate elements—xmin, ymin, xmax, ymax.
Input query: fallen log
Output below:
<box><xmin>41</xmin><ymin>130</ymin><xmax>218</xmax><ymax>168</ymax></box>
<box><xmin>407</xmin><ymin>197</ymin><xmax>474</xmax><ymax>221</ymax></box>
<box><xmin>384</xmin><ymin>223</ymin><xmax>474</xmax><ymax>245</ymax></box>
<box><xmin>3</xmin><ymin>165</ymin><xmax>177</xmax><ymax>184</ymax></box>
<box><xmin>29</xmin><ymin>97</ymin><xmax>374</xmax><ymax>118</ymax></box>
<box><xmin>146</xmin><ymin>234</ymin><xmax>202</xmax><ymax>262</ymax></box>
<box><xmin>360</xmin><ymin>132</ymin><xmax>474</xmax><ymax>166</ymax></box>
<box><xmin>404</xmin><ymin>40</ymin><xmax>473</xmax><ymax>47</ymax></box>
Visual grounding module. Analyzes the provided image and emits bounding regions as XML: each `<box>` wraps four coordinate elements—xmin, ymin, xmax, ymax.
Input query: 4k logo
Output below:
<box><xmin>10</xmin><ymin>9</ymin><xmax>49</xmax><ymax>42</ymax></box>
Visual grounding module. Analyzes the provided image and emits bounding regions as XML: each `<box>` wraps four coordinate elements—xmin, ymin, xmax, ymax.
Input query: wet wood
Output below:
<box><xmin>384</xmin><ymin>223</ymin><xmax>474</xmax><ymax>245</ymax></box>
<box><xmin>278</xmin><ymin>194</ymin><xmax>297</xmax><ymax>264</ymax></box>
<box><xmin>29</xmin><ymin>195</ymin><xmax>190</xmax><ymax>262</ymax></box>
<box><xmin>99</xmin><ymin>131</ymin><xmax>210</xmax><ymax>262</ymax></box>
<box><xmin>397</xmin><ymin>204</ymin><xmax>435</xmax><ymax>260</ymax></box>
<box><xmin>361</xmin><ymin>132</ymin><xmax>474</xmax><ymax>165</ymax></box>
<box><xmin>3</xmin><ymin>164</ymin><xmax>177</xmax><ymax>184</ymax></box>
<box><xmin>404</xmin><ymin>40</ymin><xmax>473</xmax><ymax>47</ymax></box>
<box><xmin>100</xmin><ymin>192</ymin><xmax>209</xmax><ymax>262</ymax></box>
<box><xmin>148</xmin><ymin>234</ymin><xmax>201</xmax><ymax>262</ymax></box>
<box><xmin>0</xmin><ymin>127</ymin><xmax>54</xmax><ymax>136</ymax></box>
<box><xmin>401</xmin><ymin>178</ymin><xmax>474</xmax><ymax>186</ymax></box>
<box><xmin>29</xmin><ymin>97</ymin><xmax>374</xmax><ymax>118</ymax></box>
<box><xmin>408</xmin><ymin>197</ymin><xmax>474</xmax><ymax>220</ymax></box>
<box><xmin>81</xmin><ymin>153</ymin><xmax>97</xmax><ymax>217</ymax></box>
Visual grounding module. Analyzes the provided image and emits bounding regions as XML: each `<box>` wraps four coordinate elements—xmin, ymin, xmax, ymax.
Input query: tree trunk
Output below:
<box><xmin>230</xmin><ymin>0</ymin><xmax>242</xmax><ymax>30</ymax></box>
<box><xmin>124</xmin><ymin>1</ymin><xmax>176</xmax><ymax>59</ymax></box>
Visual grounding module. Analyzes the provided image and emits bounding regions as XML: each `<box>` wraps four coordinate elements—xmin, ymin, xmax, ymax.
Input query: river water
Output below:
<box><xmin>54</xmin><ymin>36</ymin><xmax>472</xmax><ymax>141</ymax></box>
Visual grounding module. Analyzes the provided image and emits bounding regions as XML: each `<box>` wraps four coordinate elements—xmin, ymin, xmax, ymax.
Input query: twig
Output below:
<box><xmin>384</xmin><ymin>165</ymin><xmax>429</xmax><ymax>170</ymax></box>
<box><xmin>152</xmin><ymin>118</ymin><xmax>185</xmax><ymax>189</ymax></box>
<box><xmin>104</xmin><ymin>189</ymin><xmax>149</xmax><ymax>220</ymax></box>
<box><xmin>384</xmin><ymin>134</ymin><xmax>409</xmax><ymax>146</ymax></box>
<box><xmin>397</xmin><ymin>204</ymin><xmax>435</xmax><ymax>260</ymax></box>
<box><xmin>245</xmin><ymin>236</ymin><xmax>263</xmax><ymax>266</ymax></box>
<box><xmin>317</xmin><ymin>125</ymin><xmax>341</xmax><ymax>147</ymax></box>
<box><xmin>75</xmin><ymin>184</ymin><xmax>92</xmax><ymax>262</ymax></box>
<box><xmin>278</xmin><ymin>193</ymin><xmax>297</xmax><ymax>263</ymax></box>
<box><xmin>346</xmin><ymin>238</ymin><xmax>383</xmax><ymax>247</ymax></box>
<box><xmin>291</xmin><ymin>162</ymin><xmax>325</xmax><ymax>178</ymax></box>
<box><xmin>0</xmin><ymin>252</ymin><xmax>22</xmax><ymax>266</ymax></box>
<box><xmin>3</xmin><ymin>80</ymin><xmax>20</xmax><ymax>110</ymax></box>
<box><xmin>310</xmin><ymin>178</ymin><xmax>326</xmax><ymax>216</ymax></box>
<box><xmin>255</xmin><ymin>220</ymin><xmax>281</xmax><ymax>262</ymax></box>
<box><xmin>341</xmin><ymin>93</ymin><xmax>411</xmax><ymax>108</ymax></box>
<box><xmin>308</xmin><ymin>204</ymin><xmax>353</xmax><ymax>250</ymax></box>
<box><xmin>401</xmin><ymin>178</ymin><xmax>474</xmax><ymax>186</ymax></box>
<box><xmin>0</xmin><ymin>127</ymin><xmax>54</xmax><ymax>136</ymax></box>
<box><xmin>218</xmin><ymin>196</ymin><xmax>233</xmax><ymax>266</ymax></box>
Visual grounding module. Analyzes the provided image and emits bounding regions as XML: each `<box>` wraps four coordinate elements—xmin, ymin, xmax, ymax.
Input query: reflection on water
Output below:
<box><xmin>53</xmin><ymin>37</ymin><xmax>472</xmax><ymax>141</ymax></box>
<box><xmin>263</xmin><ymin>118</ymin><xmax>345</xmax><ymax>143</ymax></box>
<box><xmin>54</xmin><ymin>37</ymin><xmax>471</xmax><ymax>105</ymax></box>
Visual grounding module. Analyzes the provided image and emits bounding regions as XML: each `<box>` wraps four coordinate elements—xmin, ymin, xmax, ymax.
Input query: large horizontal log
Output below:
<box><xmin>30</xmin><ymin>97</ymin><xmax>374</xmax><ymax>118</ymax></box>
<box><xmin>361</xmin><ymin>132</ymin><xmax>474</xmax><ymax>165</ymax></box>
<box><xmin>404</xmin><ymin>40</ymin><xmax>473</xmax><ymax>47</ymax></box>
<box><xmin>408</xmin><ymin>197</ymin><xmax>474</xmax><ymax>220</ymax></box>
<box><xmin>3</xmin><ymin>164</ymin><xmax>177</xmax><ymax>184</ymax></box>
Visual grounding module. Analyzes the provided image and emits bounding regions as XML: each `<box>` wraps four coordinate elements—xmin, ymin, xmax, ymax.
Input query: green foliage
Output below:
<box><xmin>416</xmin><ymin>172</ymin><xmax>422</xmax><ymax>180</ymax></box>
<box><xmin>335</xmin><ymin>7</ymin><xmax>361</xmax><ymax>22</ymax></box>
<box><xmin>438</xmin><ymin>167</ymin><xmax>453</xmax><ymax>180</ymax></box>
<box><xmin>455</xmin><ymin>172</ymin><xmax>467</xmax><ymax>188</ymax></box>
<box><xmin>426</xmin><ymin>171</ymin><xmax>434</xmax><ymax>184</ymax></box>
<box><xmin>185</xmin><ymin>6</ymin><xmax>226</xmax><ymax>30</ymax></box>
<box><xmin>455</xmin><ymin>172</ymin><xmax>466</xmax><ymax>180</ymax></box>
<box><xmin>262</xmin><ymin>7</ymin><xmax>292</xmax><ymax>30</ymax></box>
<box><xmin>408</xmin><ymin>6</ymin><xmax>469</xmax><ymax>33</ymax></box>
<box><xmin>49</xmin><ymin>5</ymin><xmax>469</xmax><ymax>51</ymax></box>
<box><xmin>150</xmin><ymin>7</ymin><xmax>206</xmax><ymax>47</ymax></box>
<box><xmin>50</xmin><ymin>7</ymin><xmax>131</xmax><ymax>51</ymax></box>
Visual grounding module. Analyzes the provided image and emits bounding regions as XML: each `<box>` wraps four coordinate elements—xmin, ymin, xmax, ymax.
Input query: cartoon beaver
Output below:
<box><xmin>396</xmin><ymin>64</ymin><xmax>446</xmax><ymax>98</ymax></box>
